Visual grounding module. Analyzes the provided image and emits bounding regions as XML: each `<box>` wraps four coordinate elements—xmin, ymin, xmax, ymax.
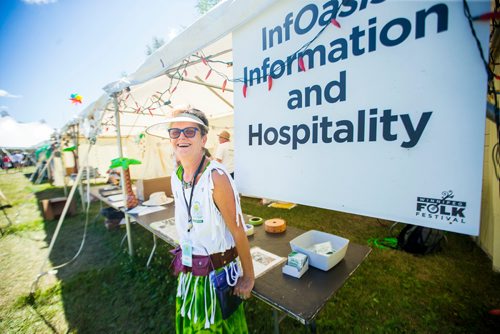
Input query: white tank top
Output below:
<box><xmin>171</xmin><ymin>160</ymin><xmax>244</xmax><ymax>255</ymax></box>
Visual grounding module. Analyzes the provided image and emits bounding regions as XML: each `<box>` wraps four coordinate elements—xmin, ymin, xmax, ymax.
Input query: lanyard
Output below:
<box><xmin>181</xmin><ymin>155</ymin><xmax>206</xmax><ymax>232</ymax></box>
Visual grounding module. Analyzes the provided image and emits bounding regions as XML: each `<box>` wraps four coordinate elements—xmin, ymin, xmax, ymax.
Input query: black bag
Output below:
<box><xmin>209</xmin><ymin>267</ymin><xmax>242</xmax><ymax>320</ymax></box>
<box><xmin>100</xmin><ymin>207</ymin><xmax>125</xmax><ymax>220</ymax></box>
<box><xmin>397</xmin><ymin>224</ymin><xmax>445</xmax><ymax>255</ymax></box>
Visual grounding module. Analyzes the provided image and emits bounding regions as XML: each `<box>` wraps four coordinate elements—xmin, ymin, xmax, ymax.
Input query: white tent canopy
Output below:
<box><xmin>101</xmin><ymin>33</ymin><xmax>234</xmax><ymax>140</ymax></box>
<box><xmin>103</xmin><ymin>0</ymin><xmax>277</xmax><ymax>93</ymax></box>
<box><xmin>72</xmin><ymin>36</ymin><xmax>236</xmax><ymax>179</ymax></box>
<box><xmin>0</xmin><ymin>115</ymin><xmax>54</xmax><ymax>149</ymax></box>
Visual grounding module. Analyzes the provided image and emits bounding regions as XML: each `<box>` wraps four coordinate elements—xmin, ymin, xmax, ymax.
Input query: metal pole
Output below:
<box><xmin>35</xmin><ymin>152</ymin><xmax>55</xmax><ymax>184</ymax></box>
<box><xmin>78</xmin><ymin>178</ymin><xmax>85</xmax><ymax>210</ymax></box>
<box><xmin>60</xmin><ymin>151</ymin><xmax>68</xmax><ymax>197</ymax></box>
<box><xmin>113</xmin><ymin>94</ymin><xmax>134</xmax><ymax>257</ymax></box>
<box><xmin>166</xmin><ymin>73</ymin><xmax>234</xmax><ymax>92</ymax></box>
<box><xmin>29</xmin><ymin>161</ymin><xmax>41</xmax><ymax>182</ymax></box>
<box><xmin>55</xmin><ymin>131</ymin><xmax>68</xmax><ymax>196</ymax></box>
<box><xmin>273</xmin><ymin>309</ymin><xmax>280</xmax><ymax>334</ymax></box>
<box><xmin>194</xmin><ymin>75</ymin><xmax>234</xmax><ymax>108</ymax></box>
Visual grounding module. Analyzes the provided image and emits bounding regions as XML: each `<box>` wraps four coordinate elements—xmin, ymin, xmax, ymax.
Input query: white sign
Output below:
<box><xmin>233</xmin><ymin>0</ymin><xmax>491</xmax><ymax>235</ymax></box>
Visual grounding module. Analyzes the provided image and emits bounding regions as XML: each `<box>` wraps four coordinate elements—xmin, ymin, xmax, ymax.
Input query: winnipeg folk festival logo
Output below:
<box><xmin>416</xmin><ymin>190</ymin><xmax>467</xmax><ymax>224</ymax></box>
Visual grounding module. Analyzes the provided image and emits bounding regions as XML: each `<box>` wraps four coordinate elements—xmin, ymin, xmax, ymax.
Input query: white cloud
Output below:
<box><xmin>0</xmin><ymin>106</ymin><xmax>8</xmax><ymax>110</ymax></box>
<box><xmin>21</xmin><ymin>0</ymin><xmax>57</xmax><ymax>5</ymax></box>
<box><xmin>0</xmin><ymin>89</ymin><xmax>22</xmax><ymax>98</ymax></box>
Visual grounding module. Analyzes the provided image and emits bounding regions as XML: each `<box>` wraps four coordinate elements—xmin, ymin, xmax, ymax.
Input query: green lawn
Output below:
<box><xmin>0</xmin><ymin>170</ymin><xmax>499</xmax><ymax>333</ymax></box>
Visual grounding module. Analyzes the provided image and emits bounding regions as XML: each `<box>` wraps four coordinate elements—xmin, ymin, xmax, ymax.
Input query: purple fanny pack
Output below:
<box><xmin>169</xmin><ymin>246</ymin><xmax>214</xmax><ymax>277</ymax></box>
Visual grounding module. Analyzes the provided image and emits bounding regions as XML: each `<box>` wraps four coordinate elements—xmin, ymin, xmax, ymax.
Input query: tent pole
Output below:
<box><xmin>194</xmin><ymin>75</ymin><xmax>234</xmax><ymax>108</ymax></box>
<box><xmin>70</xmin><ymin>124</ymin><xmax>86</xmax><ymax>209</ymax></box>
<box><xmin>113</xmin><ymin>93</ymin><xmax>134</xmax><ymax>257</ymax></box>
<box><xmin>60</xmin><ymin>149</ymin><xmax>68</xmax><ymax>197</ymax></box>
<box><xmin>56</xmin><ymin>131</ymin><xmax>68</xmax><ymax>195</ymax></box>
<box><xmin>29</xmin><ymin>160</ymin><xmax>42</xmax><ymax>182</ymax></box>
<box><xmin>166</xmin><ymin>73</ymin><xmax>234</xmax><ymax>92</ymax></box>
<box><xmin>35</xmin><ymin>152</ymin><xmax>55</xmax><ymax>184</ymax></box>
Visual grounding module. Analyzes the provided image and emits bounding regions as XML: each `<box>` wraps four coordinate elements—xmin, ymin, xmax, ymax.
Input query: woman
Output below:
<box><xmin>168</xmin><ymin>108</ymin><xmax>254</xmax><ymax>333</ymax></box>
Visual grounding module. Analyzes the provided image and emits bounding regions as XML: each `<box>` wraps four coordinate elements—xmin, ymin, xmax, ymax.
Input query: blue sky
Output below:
<box><xmin>0</xmin><ymin>0</ymin><xmax>199</xmax><ymax>129</ymax></box>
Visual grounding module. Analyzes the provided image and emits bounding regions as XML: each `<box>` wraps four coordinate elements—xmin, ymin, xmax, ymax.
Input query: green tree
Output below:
<box><xmin>196</xmin><ymin>0</ymin><xmax>221</xmax><ymax>14</ymax></box>
<box><xmin>145</xmin><ymin>36</ymin><xmax>166</xmax><ymax>56</ymax></box>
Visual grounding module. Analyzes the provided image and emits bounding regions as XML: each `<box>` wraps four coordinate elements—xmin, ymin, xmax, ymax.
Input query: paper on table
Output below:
<box><xmin>112</xmin><ymin>201</ymin><xmax>125</xmax><ymax>208</ymax></box>
<box><xmin>150</xmin><ymin>218</ymin><xmax>178</xmax><ymax>243</ymax></box>
<box><xmin>107</xmin><ymin>194</ymin><xmax>124</xmax><ymax>202</ymax></box>
<box><xmin>127</xmin><ymin>205</ymin><xmax>165</xmax><ymax>216</ymax></box>
<box><xmin>127</xmin><ymin>205</ymin><xmax>146</xmax><ymax>215</ymax></box>
<box><xmin>250</xmin><ymin>247</ymin><xmax>286</xmax><ymax>279</ymax></box>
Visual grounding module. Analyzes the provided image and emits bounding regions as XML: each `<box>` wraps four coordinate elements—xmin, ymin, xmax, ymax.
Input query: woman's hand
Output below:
<box><xmin>233</xmin><ymin>275</ymin><xmax>254</xmax><ymax>300</ymax></box>
<box><xmin>212</xmin><ymin>170</ymin><xmax>256</xmax><ymax>300</ymax></box>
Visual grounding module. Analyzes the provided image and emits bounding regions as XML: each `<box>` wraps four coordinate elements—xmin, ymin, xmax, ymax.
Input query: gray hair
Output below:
<box><xmin>173</xmin><ymin>108</ymin><xmax>209</xmax><ymax>136</ymax></box>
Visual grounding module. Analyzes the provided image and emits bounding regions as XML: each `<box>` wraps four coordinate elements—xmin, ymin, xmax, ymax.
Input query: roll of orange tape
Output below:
<box><xmin>264</xmin><ymin>218</ymin><xmax>286</xmax><ymax>233</ymax></box>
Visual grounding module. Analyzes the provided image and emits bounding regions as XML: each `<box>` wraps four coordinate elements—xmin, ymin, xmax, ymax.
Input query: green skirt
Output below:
<box><xmin>176</xmin><ymin>271</ymin><xmax>248</xmax><ymax>334</ymax></box>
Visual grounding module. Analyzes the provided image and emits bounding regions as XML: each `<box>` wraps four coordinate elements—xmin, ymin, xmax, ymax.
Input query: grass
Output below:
<box><xmin>1</xmin><ymin>170</ymin><xmax>499</xmax><ymax>333</ymax></box>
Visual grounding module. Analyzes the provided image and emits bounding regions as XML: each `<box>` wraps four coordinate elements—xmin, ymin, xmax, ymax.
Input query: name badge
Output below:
<box><xmin>181</xmin><ymin>240</ymin><xmax>193</xmax><ymax>267</ymax></box>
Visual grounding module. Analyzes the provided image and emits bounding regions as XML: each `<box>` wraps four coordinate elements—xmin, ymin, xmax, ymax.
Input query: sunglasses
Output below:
<box><xmin>168</xmin><ymin>127</ymin><xmax>200</xmax><ymax>139</ymax></box>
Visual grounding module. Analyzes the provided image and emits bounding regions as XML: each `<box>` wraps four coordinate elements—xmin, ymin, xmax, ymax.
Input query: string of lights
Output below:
<box><xmin>114</xmin><ymin>0</ymin><xmax>347</xmax><ymax>116</ymax></box>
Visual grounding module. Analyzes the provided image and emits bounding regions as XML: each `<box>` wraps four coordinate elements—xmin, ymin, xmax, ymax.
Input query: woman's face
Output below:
<box><xmin>170</xmin><ymin>121</ymin><xmax>207</xmax><ymax>161</ymax></box>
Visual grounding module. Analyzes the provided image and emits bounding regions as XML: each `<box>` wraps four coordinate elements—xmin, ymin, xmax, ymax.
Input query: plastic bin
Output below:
<box><xmin>289</xmin><ymin>230</ymin><xmax>349</xmax><ymax>271</ymax></box>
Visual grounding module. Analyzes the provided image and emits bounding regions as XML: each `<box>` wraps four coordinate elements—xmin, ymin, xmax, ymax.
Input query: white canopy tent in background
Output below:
<box><xmin>0</xmin><ymin>115</ymin><xmax>54</xmax><ymax>149</ymax></box>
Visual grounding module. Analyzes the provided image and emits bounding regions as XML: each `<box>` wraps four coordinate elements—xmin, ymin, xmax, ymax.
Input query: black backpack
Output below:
<box><xmin>397</xmin><ymin>224</ymin><xmax>445</xmax><ymax>255</ymax></box>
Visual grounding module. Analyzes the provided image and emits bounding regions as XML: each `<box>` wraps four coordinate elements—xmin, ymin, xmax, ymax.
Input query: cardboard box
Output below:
<box><xmin>135</xmin><ymin>176</ymin><xmax>172</xmax><ymax>201</ymax></box>
<box><xmin>65</xmin><ymin>167</ymin><xmax>76</xmax><ymax>176</ymax></box>
<box><xmin>282</xmin><ymin>260</ymin><xmax>309</xmax><ymax>278</ymax></box>
<box><xmin>287</xmin><ymin>251</ymin><xmax>308</xmax><ymax>270</ymax></box>
<box><xmin>41</xmin><ymin>197</ymin><xmax>77</xmax><ymax>221</ymax></box>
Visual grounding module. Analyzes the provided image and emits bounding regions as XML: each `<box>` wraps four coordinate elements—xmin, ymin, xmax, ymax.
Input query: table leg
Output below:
<box><xmin>120</xmin><ymin>232</ymin><xmax>127</xmax><ymax>247</ymax></box>
<box><xmin>271</xmin><ymin>307</ymin><xmax>289</xmax><ymax>333</ymax></box>
<box><xmin>147</xmin><ymin>234</ymin><xmax>157</xmax><ymax>268</ymax></box>
<box><xmin>389</xmin><ymin>221</ymin><xmax>400</xmax><ymax>235</ymax></box>
<box><xmin>91</xmin><ymin>201</ymin><xmax>102</xmax><ymax>226</ymax></box>
<box><xmin>125</xmin><ymin>215</ymin><xmax>134</xmax><ymax>256</ymax></box>
<box><xmin>273</xmin><ymin>309</ymin><xmax>280</xmax><ymax>334</ymax></box>
<box><xmin>307</xmin><ymin>320</ymin><xmax>317</xmax><ymax>334</ymax></box>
